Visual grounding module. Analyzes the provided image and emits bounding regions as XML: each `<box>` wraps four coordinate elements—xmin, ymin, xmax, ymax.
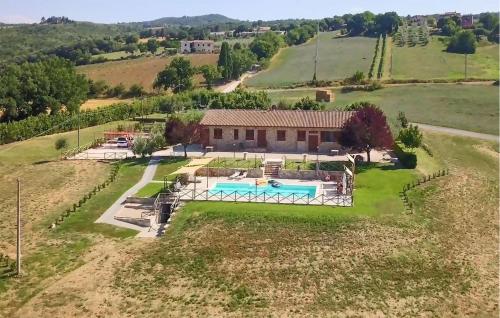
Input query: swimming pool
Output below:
<box><xmin>210</xmin><ymin>182</ymin><xmax>317</xmax><ymax>198</ymax></box>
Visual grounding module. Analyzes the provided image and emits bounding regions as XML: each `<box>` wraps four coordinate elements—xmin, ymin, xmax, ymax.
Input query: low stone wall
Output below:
<box><xmin>125</xmin><ymin>197</ymin><xmax>156</xmax><ymax>205</ymax></box>
<box><xmin>196</xmin><ymin>167</ymin><xmax>263</xmax><ymax>178</ymax></box>
<box><xmin>277</xmin><ymin>169</ymin><xmax>344</xmax><ymax>181</ymax></box>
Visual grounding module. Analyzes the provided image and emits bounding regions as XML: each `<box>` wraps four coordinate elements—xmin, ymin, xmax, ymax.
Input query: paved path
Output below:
<box><xmin>413</xmin><ymin>123</ymin><xmax>499</xmax><ymax>142</ymax></box>
<box><xmin>95</xmin><ymin>157</ymin><xmax>161</xmax><ymax>236</ymax></box>
<box><xmin>216</xmin><ymin>72</ymin><xmax>256</xmax><ymax>93</ymax></box>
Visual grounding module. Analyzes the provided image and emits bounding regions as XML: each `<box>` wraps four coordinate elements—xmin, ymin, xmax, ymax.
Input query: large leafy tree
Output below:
<box><xmin>374</xmin><ymin>12</ymin><xmax>400</xmax><ymax>35</ymax></box>
<box><xmin>249</xmin><ymin>32</ymin><xmax>284</xmax><ymax>60</ymax></box>
<box><xmin>153</xmin><ymin>57</ymin><xmax>195</xmax><ymax>93</ymax></box>
<box><xmin>231</xmin><ymin>49</ymin><xmax>257</xmax><ymax>79</ymax></box>
<box><xmin>164</xmin><ymin>111</ymin><xmax>203</xmax><ymax>158</ymax></box>
<box><xmin>339</xmin><ymin>104</ymin><xmax>394</xmax><ymax>162</ymax></box>
<box><xmin>347</xmin><ymin>11</ymin><xmax>375</xmax><ymax>36</ymax></box>
<box><xmin>0</xmin><ymin>57</ymin><xmax>88</xmax><ymax>121</ymax></box>
<box><xmin>199</xmin><ymin>64</ymin><xmax>221</xmax><ymax>89</ymax></box>
<box><xmin>147</xmin><ymin>39</ymin><xmax>159</xmax><ymax>54</ymax></box>
<box><xmin>479</xmin><ymin>12</ymin><xmax>499</xmax><ymax>31</ymax></box>
<box><xmin>447</xmin><ymin>30</ymin><xmax>477</xmax><ymax>54</ymax></box>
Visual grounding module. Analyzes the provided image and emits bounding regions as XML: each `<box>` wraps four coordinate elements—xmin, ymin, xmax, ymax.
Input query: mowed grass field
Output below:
<box><xmin>77</xmin><ymin>54</ymin><xmax>218</xmax><ymax>91</ymax></box>
<box><xmin>246</xmin><ymin>33</ymin><xmax>376</xmax><ymax>88</ymax></box>
<box><xmin>266</xmin><ymin>84</ymin><xmax>499</xmax><ymax>135</ymax></box>
<box><xmin>392</xmin><ymin>36</ymin><xmax>499</xmax><ymax>79</ymax></box>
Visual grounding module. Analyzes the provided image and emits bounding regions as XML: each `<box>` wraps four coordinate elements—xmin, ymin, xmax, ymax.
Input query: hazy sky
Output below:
<box><xmin>1</xmin><ymin>0</ymin><xmax>499</xmax><ymax>24</ymax></box>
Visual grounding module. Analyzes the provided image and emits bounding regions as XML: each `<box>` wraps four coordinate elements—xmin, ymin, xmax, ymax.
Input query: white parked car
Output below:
<box><xmin>116</xmin><ymin>137</ymin><xmax>129</xmax><ymax>148</ymax></box>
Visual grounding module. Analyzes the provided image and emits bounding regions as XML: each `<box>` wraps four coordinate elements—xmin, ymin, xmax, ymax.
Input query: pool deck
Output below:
<box><xmin>179</xmin><ymin>177</ymin><xmax>352</xmax><ymax>206</ymax></box>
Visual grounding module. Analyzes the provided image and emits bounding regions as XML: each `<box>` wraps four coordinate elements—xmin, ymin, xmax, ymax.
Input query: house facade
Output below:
<box><xmin>180</xmin><ymin>40</ymin><xmax>215</xmax><ymax>54</ymax></box>
<box><xmin>199</xmin><ymin>109</ymin><xmax>354</xmax><ymax>153</ymax></box>
<box><xmin>461</xmin><ymin>15</ymin><xmax>474</xmax><ymax>28</ymax></box>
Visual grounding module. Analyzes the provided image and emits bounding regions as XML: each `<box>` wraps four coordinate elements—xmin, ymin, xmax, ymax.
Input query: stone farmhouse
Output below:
<box><xmin>180</xmin><ymin>40</ymin><xmax>215</xmax><ymax>54</ymax></box>
<box><xmin>199</xmin><ymin>109</ymin><xmax>354</xmax><ymax>153</ymax></box>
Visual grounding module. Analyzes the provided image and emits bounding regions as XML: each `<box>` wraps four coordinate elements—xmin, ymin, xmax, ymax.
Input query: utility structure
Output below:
<box><xmin>313</xmin><ymin>22</ymin><xmax>319</xmax><ymax>82</ymax></box>
<box><xmin>77</xmin><ymin>110</ymin><xmax>81</xmax><ymax>149</ymax></box>
<box><xmin>464</xmin><ymin>54</ymin><xmax>468</xmax><ymax>79</ymax></box>
<box><xmin>16</xmin><ymin>178</ymin><xmax>21</xmax><ymax>276</ymax></box>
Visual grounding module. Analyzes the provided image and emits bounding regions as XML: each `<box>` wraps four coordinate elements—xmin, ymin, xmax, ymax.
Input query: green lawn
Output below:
<box><xmin>135</xmin><ymin>182</ymin><xmax>165</xmax><ymax>198</ymax></box>
<box><xmin>392</xmin><ymin>36</ymin><xmax>499</xmax><ymax>80</ymax></box>
<box><xmin>181</xmin><ymin>163</ymin><xmax>415</xmax><ymax>218</ymax></box>
<box><xmin>266</xmin><ymin>84</ymin><xmax>499</xmax><ymax>135</ymax></box>
<box><xmin>246</xmin><ymin>33</ymin><xmax>376</xmax><ymax>88</ymax></box>
<box><xmin>209</xmin><ymin>158</ymin><xmax>262</xmax><ymax>169</ymax></box>
<box><xmin>153</xmin><ymin>157</ymin><xmax>190</xmax><ymax>181</ymax></box>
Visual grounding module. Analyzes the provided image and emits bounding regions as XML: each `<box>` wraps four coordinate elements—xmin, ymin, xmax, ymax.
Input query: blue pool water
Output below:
<box><xmin>210</xmin><ymin>182</ymin><xmax>317</xmax><ymax>198</ymax></box>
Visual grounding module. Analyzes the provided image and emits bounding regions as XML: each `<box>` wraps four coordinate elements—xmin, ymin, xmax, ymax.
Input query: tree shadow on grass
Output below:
<box><xmin>356</xmin><ymin>162</ymin><xmax>409</xmax><ymax>174</ymax></box>
<box><xmin>33</xmin><ymin>160</ymin><xmax>52</xmax><ymax>165</ymax></box>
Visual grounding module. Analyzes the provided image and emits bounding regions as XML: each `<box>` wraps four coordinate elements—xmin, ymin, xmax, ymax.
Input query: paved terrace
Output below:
<box><xmin>69</xmin><ymin>143</ymin><xmax>393</xmax><ymax>163</ymax></box>
<box><xmin>155</xmin><ymin>144</ymin><xmax>392</xmax><ymax>163</ymax></box>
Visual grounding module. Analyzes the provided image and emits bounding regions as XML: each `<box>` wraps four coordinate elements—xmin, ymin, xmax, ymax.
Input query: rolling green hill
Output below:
<box><xmin>392</xmin><ymin>36</ymin><xmax>499</xmax><ymax>80</ymax></box>
<box><xmin>246</xmin><ymin>33</ymin><xmax>377</xmax><ymax>88</ymax></box>
<box><xmin>0</xmin><ymin>22</ymin><xmax>140</xmax><ymax>63</ymax></box>
<box><xmin>143</xmin><ymin>14</ymin><xmax>238</xmax><ymax>27</ymax></box>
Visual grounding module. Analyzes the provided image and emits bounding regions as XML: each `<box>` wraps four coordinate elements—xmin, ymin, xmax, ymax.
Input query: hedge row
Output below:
<box><xmin>0</xmin><ymin>98</ymin><xmax>162</xmax><ymax>145</ymax></box>
<box><xmin>50</xmin><ymin>162</ymin><xmax>122</xmax><ymax>229</ymax></box>
<box><xmin>394</xmin><ymin>142</ymin><xmax>417</xmax><ymax>168</ymax></box>
<box><xmin>377</xmin><ymin>34</ymin><xmax>387</xmax><ymax>79</ymax></box>
<box><xmin>401</xmin><ymin>169</ymin><xmax>450</xmax><ymax>211</ymax></box>
<box><xmin>383</xmin><ymin>78</ymin><xmax>496</xmax><ymax>84</ymax></box>
<box><xmin>369</xmin><ymin>35</ymin><xmax>382</xmax><ymax>79</ymax></box>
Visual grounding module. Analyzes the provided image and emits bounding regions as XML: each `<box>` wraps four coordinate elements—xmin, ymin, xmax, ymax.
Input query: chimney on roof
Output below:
<box><xmin>270</xmin><ymin>104</ymin><xmax>277</xmax><ymax>110</ymax></box>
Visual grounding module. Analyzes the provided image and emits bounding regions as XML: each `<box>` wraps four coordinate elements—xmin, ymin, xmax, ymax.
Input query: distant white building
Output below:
<box><xmin>180</xmin><ymin>40</ymin><xmax>215</xmax><ymax>54</ymax></box>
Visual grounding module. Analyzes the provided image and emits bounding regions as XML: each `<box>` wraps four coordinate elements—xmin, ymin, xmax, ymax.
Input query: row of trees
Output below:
<box><xmin>45</xmin><ymin>36</ymin><xmax>176</xmax><ymax>65</ymax></box>
<box><xmin>88</xmin><ymin>80</ymin><xmax>146</xmax><ymax>99</ymax></box>
<box><xmin>0</xmin><ymin>96</ymin><xmax>167</xmax><ymax>144</ymax></box>
<box><xmin>0</xmin><ymin>57</ymin><xmax>88</xmax><ymax>121</ymax></box>
<box><xmin>343</xmin><ymin>11</ymin><xmax>401</xmax><ymax>36</ymax></box>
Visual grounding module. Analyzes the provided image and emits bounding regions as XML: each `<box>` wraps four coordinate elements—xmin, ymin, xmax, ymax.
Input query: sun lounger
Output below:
<box><xmin>235</xmin><ymin>171</ymin><xmax>248</xmax><ymax>180</ymax></box>
<box><xmin>229</xmin><ymin>171</ymin><xmax>240</xmax><ymax>179</ymax></box>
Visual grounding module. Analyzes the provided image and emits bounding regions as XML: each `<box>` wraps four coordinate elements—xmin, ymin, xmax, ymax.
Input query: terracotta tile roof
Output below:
<box><xmin>200</xmin><ymin>110</ymin><xmax>354</xmax><ymax>129</ymax></box>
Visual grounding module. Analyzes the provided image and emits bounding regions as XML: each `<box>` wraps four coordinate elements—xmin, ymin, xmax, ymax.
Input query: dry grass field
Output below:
<box><xmin>80</xmin><ymin>98</ymin><xmax>133</xmax><ymax>110</ymax></box>
<box><xmin>77</xmin><ymin>54</ymin><xmax>218</xmax><ymax>91</ymax></box>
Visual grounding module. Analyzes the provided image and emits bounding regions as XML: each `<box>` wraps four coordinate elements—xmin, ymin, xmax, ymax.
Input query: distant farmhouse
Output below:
<box><xmin>439</xmin><ymin>11</ymin><xmax>461</xmax><ymax>19</ymax></box>
<box><xmin>409</xmin><ymin>15</ymin><xmax>427</xmax><ymax>26</ymax></box>
<box><xmin>199</xmin><ymin>109</ymin><xmax>354</xmax><ymax>153</ymax></box>
<box><xmin>238</xmin><ymin>26</ymin><xmax>285</xmax><ymax>37</ymax></box>
<box><xmin>180</xmin><ymin>40</ymin><xmax>215</xmax><ymax>54</ymax></box>
<box><xmin>461</xmin><ymin>15</ymin><xmax>474</xmax><ymax>28</ymax></box>
<box><xmin>209</xmin><ymin>31</ymin><xmax>234</xmax><ymax>37</ymax></box>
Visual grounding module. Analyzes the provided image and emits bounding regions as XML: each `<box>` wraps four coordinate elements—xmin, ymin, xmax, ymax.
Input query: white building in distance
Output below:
<box><xmin>180</xmin><ymin>40</ymin><xmax>215</xmax><ymax>54</ymax></box>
